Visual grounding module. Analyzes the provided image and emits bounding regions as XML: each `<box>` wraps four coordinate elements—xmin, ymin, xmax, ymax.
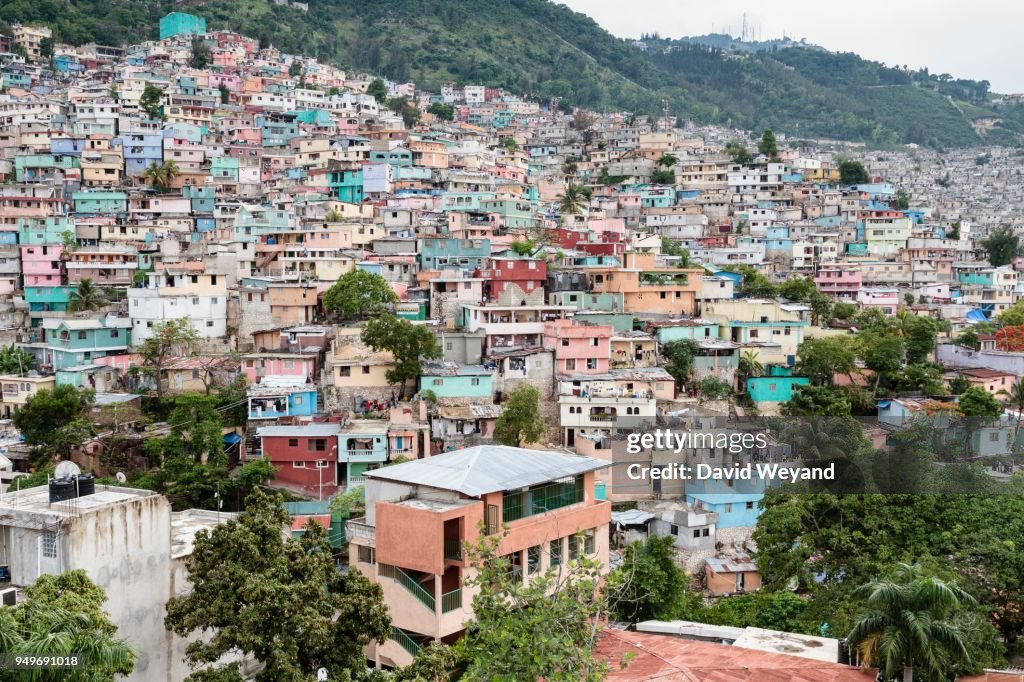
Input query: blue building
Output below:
<box><xmin>115</xmin><ymin>132</ymin><xmax>163</xmax><ymax>176</ymax></box>
<box><xmin>686</xmin><ymin>476</ymin><xmax>764</xmax><ymax>529</ymax></box>
<box><xmin>248</xmin><ymin>383</ymin><xmax>318</xmax><ymax>420</ymax></box>
<box><xmin>159</xmin><ymin>12</ymin><xmax>207</xmax><ymax>40</ymax></box>
<box><xmin>419</xmin><ymin>237</ymin><xmax>491</xmax><ymax>271</ymax></box>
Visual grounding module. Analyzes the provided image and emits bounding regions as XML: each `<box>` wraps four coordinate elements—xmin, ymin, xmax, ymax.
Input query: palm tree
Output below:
<box><xmin>143</xmin><ymin>160</ymin><xmax>180</xmax><ymax>192</ymax></box>
<box><xmin>657</xmin><ymin>153</ymin><xmax>678</xmax><ymax>168</ymax></box>
<box><xmin>68</xmin><ymin>278</ymin><xmax>108</xmax><ymax>312</ymax></box>
<box><xmin>848</xmin><ymin>563</ymin><xmax>975</xmax><ymax>682</ymax></box>
<box><xmin>0</xmin><ymin>344</ymin><xmax>35</xmax><ymax>375</ymax></box>
<box><xmin>557</xmin><ymin>183</ymin><xmax>591</xmax><ymax>217</ymax></box>
<box><xmin>737</xmin><ymin>351</ymin><xmax>764</xmax><ymax>392</ymax></box>
<box><xmin>998</xmin><ymin>381</ymin><xmax>1024</xmax><ymax>454</ymax></box>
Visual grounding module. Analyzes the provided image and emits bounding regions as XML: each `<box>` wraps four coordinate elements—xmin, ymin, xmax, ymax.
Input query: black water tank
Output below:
<box><xmin>75</xmin><ymin>473</ymin><xmax>95</xmax><ymax>497</ymax></box>
<box><xmin>48</xmin><ymin>478</ymin><xmax>75</xmax><ymax>504</ymax></box>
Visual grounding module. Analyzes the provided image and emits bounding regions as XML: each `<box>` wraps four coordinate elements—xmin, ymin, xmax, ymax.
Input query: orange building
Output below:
<box><xmin>587</xmin><ymin>252</ymin><xmax>704</xmax><ymax>317</ymax></box>
<box><xmin>346</xmin><ymin>445</ymin><xmax>611</xmax><ymax>667</ymax></box>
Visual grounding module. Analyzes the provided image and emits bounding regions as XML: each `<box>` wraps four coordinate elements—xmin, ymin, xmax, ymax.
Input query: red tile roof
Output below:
<box><xmin>596</xmin><ymin>630</ymin><xmax>876</xmax><ymax>682</ymax></box>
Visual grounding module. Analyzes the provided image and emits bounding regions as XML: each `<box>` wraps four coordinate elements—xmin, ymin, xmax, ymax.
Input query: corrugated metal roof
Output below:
<box><xmin>364</xmin><ymin>445</ymin><xmax>609</xmax><ymax>496</ymax></box>
<box><xmin>257</xmin><ymin>423</ymin><xmax>341</xmax><ymax>437</ymax></box>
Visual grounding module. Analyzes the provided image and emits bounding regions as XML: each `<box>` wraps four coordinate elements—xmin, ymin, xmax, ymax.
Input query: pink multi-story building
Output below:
<box><xmin>814</xmin><ymin>264</ymin><xmax>862</xmax><ymax>300</ymax></box>
<box><xmin>857</xmin><ymin>287</ymin><xmax>900</xmax><ymax>314</ymax></box>
<box><xmin>543</xmin><ymin>319</ymin><xmax>612</xmax><ymax>375</ymax></box>
<box><xmin>20</xmin><ymin>243</ymin><xmax>64</xmax><ymax>287</ymax></box>
<box><xmin>241</xmin><ymin>351</ymin><xmax>319</xmax><ymax>383</ymax></box>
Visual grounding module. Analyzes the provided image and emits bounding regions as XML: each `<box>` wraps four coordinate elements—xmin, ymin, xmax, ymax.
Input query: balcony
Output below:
<box><xmin>345</xmin><ymin>449</ymin><xmax>380</xmax><ymax>460</ymax></box>
<box><xmin>444</xmin><ymin>538</ymin><xmax>463</xmax><ymax>561</ymax></box>
<box><xmin>502</xmin><ymin>476</ymin><xmax>584</xmax><ymax>524</ymax></box>
<box><xmin>345</xmin><ymin>517</ymin><xmax>375</xmax><ymax>545</ymax></box>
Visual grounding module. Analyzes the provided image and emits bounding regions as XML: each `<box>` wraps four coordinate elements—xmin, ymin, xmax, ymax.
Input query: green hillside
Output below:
<box><xmin>2</xmin><ymin>0</ymin><xmax>1022</xmax><ymax>148</ymax></box>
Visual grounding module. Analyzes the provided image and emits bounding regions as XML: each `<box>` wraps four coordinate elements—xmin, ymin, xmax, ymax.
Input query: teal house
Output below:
<box><xmin>652</xmin><ymin>320</ymin><xmax>720</xmax><ymax>344</ymax></box>
<box><xmin>747</xmin><ymin>368</ymin><xmax>810</xmax><ymax>404</ymax></box>
<box><xmin>210</xmin><ymin>156</ymin><xmax>240</xmax><ymax>182</ymax></box>
<box><xmin>41</xmin><ymin>316</ymin><xmax>132</xmax><ymax>370</ymax></box>
<box><xmin>18</xmin><ymin>217</ymin><xmax>76</xmax><ymax>244</ymax></box>
<box><xmin>159</xmin><ymin>12</ymin><xmax>207</xmax><ymax>39</ymax></box>
<box><xmin>419</xmin><ymin>362</ymin><xmax>493</xmax><ymax>399</ymax></box>
<box><xmin>25</xmin><ymin>286</ymin><xmax>76</xmax><ymax>323</ymax></box>
<box><xmin>72</xmin><ymin>191</ymin><xmax>127</xmax><ymax>215</ymax></box>
<box><xmin>549</xmin><ymin>291</ymin><xmax>623</xmax><ymax>313</ymax></box>
<box><xmin>327</xmin><ymin>164</ymin><xmax>364</xmax><ymax>204</ymax></box>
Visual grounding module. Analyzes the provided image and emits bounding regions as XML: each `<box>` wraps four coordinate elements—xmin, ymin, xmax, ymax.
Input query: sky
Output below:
<box><xmin>558</xmin><ymin>0</ymin><xmax>1024</xmax><ymax>94</ymax></box>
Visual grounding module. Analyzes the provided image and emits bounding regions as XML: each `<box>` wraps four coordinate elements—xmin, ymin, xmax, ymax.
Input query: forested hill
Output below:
<box><xmin>3</xmin><ymin>0</ymin><xmax>1023</xmax><ymax>148</ymax></box>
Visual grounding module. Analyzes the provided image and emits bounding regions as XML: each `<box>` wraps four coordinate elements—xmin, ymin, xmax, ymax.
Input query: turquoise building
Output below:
<box><xmin>328</xmin><ymin>165</ymin><xmax>364</xmax><ymax>204</ymax></box>
<box><xmin>653</xmin><ymin>321</ymin><xmax>720</xmax><ymax>345</ymax></box>
<box><xmin>747</xmin><ymin>374</ymin><xmax>810</xmax><ymax>404</ymax></box>
<box><xmin>18</xmin><ymin>217</ymin><xmax>75</xmax><ymax>245</ymax></box>
<box><xmin>41</xmin><ymin>317</ymin><xmax>132</xmax><ymax>370</ymax></box>
<box><xmin>338</xmin><ymin>420</ymin><xmax>389</xmax><ymax>487</ymax></box>
<box><xmin>159</xmin><ymin>12</ymin><xmax>207</xmax><ymax>40</ymax></box>
<box><xmin>419</xmin><ymin>237</ymin><xmax>490</xmax><ymax>271</ymax></box>
<box><xmin>72</xmin><ymin>191</ymin><xmax>127</xmax><ymax>215</ymax></box>
<box><xmin>419</xmin><ymin>363</ymin><xmax>493</xmax><ymax>399</ymax></box>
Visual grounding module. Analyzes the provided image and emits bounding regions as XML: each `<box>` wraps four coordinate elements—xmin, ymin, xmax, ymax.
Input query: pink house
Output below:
<box><xmin>241</xmin><ymin>352</ymin><xmax>319</xmax><ymax>383</ymax></box>
<box><xmin>544</xmin><ymin>319</ymin><xmax>612</xmax><ymax>375</ymax></box>
<box><xmin>814</xmin><ymin>265</ymin><xmax>862</xmax><ymax>300</ymax></box>
<box><xmin>20</xmin><ymin>244</ymin><xmax>64</xmax><ymax>287</ymax></box>
<box><xmin>857</xmin><ymin>288</ymin><xmax>899</xmax><ymax>314</ymax></box>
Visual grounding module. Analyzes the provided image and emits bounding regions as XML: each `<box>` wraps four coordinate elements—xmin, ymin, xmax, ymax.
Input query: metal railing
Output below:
<box><xmin>441</xmin><ymin>588</ymin><xmax>462</xmax><ymax>613</ymax></box>
<box><xmin>380</xmin><ymin>564</ymin><xmax>435</xmax><ymax>611</ymax></box>
<box><xmin>391</xmin><ymin>627</ymin><xmax>421</xmax><ymax>656</ymax></box>
<box><xmin>344</xmin><ymin>449</ymin><xmax>379</xmax><ymax>459</ymax></box>
<box><xmin>502</xmin><ymin>477</ymin><xmax>584</xmax><ymax>523</ymax></box>
<box><xmin>444</xmin><ymin>538</ymin><xmax>462</xmax><ymax>561</ymax></box>
<box><xmin>344</xmin><ymin>518</ymin><xmax>375</xmax><ymax>544</ymax></box>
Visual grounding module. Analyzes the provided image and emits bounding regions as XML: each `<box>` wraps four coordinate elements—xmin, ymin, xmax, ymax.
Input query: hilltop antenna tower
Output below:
<box><xmin>660</xmin><ymin>98</ymin><xmax>671</xmax><ymax>132</ymax></box>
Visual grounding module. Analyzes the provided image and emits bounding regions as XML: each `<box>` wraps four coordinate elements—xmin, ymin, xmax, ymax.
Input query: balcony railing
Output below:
<box><xmin>444</xmin><ymin>538</ymin><xmax>462</xmax><ymax>561</ymax></box>
<box><xmin>345</xmin><ymin>449</ymin><xmax>378</xmax><ymax>459</ymax></box>
<box><xmin>503</xmin><ymin>477</ymin><xmax>584</xmax><ymax>524</ymax></box>
<box><xmin>441</xmin><ymin>588</ymin><xmax>462</xmax><ymax>614</ymax></box>
<box><xmin>588</xmin><ymin>413</ymin><xmax>617</xmax><ymax>422</ymax></box>
<box><xmin>380</xmin><ymin>564</ymin><xmax>435</xmax><ymax>611</ymax></box>
<box><xmin>391</xmin><ymin>627</ymin><xmax>421</xmax><ymax>656</ymax></box>
<box><xmin>345</xmin><ymin>518</ymin><xmax>375</xmax><ymax>544</ymax></box>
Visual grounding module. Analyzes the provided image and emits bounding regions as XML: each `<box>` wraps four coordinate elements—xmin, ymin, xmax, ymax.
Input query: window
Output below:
<box><xmin>293</xmin><ymin>395</ymin><xmax>303</xmax><ymax>405</ymax></box>
<box><xmin>316</xmin><ymin>460</ymin><xmax>329</xmax><ymax>469</ymax></box>
<box><xmin>565</xmin><ymin>359</ymin><xmax>576</xmax><ymax>371</ymax></box>
<box><xmin>311</xmin><ymin>439</ymin><xmax>327</xmax><ymax>451</ymax></box>
<box><xmin>358</xmin><ymin>545</ymin><xmax>376</xmax><ymax>564</ymax></box>
<box><xmin>561</xmin><ymin>339</ymin><xmax>570</xmax><ymax>347</ymax></box>
<box><xmin>111</xmin><ymin>330</ymin><xmax>119</xmax><ymax>338</ymax></box>
<box><xmin>42</xmin><ymin>531</ymin><xmax>57</xmax><ymax>558</ymax></box>
<box><xmin>586</xmin><ymin>359</ymin><xmax>598</xmax><ymax>369</ymax></box>
<box><xmin>288</xmin><ymin>438</ymin><xmax>298</xmax><ymax>447</ymax></box>
<box><xmin>206</xmin><ymin>321</ymin><xmax>214</xmax><ymax>327</ymax></box>
<box><xmin>550</xmin><ymin>538</ymin><xmax>562</xmax><ymax>566</ymax></box>
<box><xmin>293</xmin><ymin>461</ymin><xmax>306</xmax><ymax>468</ymax></box>
<box><xmin>702</xmin><ymin>528</ymin><xmax>710</xmax><ymax>537</ymax></box>
<box><xmin>750</xmin><ymin>329</ymin><xmax>759</xmax><ymax>338</ymax></box>
<box><xmin>693</xmin><ymin>529</ymin><xmax>701</xmax><ymax>538</ymax></box>
<box><xmin>584</xmin><ymin>530</ymin><xmax>595</xmax><ymax>555</ymax></box>
<box><xmin>670</xmin><ymin>524</ymin><xmax>679</xmax><ymax>535</ymax></box>
<box><xmin>446</xmin><ymin>342</ymin><xmax>453</xmax><ymax>351</ymax></box>
<box><xmin>284</xmin><ymin>360</ymin><xmax>294</xmax><ymax>369</ymax></box>
<box><xmin>339</xmin><ymin>366</ymin><xmax>351</xmax><ymax>377</ymax></box>
<box><xmin>725</xmin><ymin>503</ymin><xmax>732</xmax><ymax>513</ymax></box>
<box><xmin>432</xmin><ymin>378</ymin><xmax>443</xmax><ymax>386</ymax></box>
<box><xmin>362</xmin><ymin>365</ymin><xmax>370</xmax><ymax>374</ymax></box>
<box><xmin>591</xmin><ymin>338</ymin><xmax>599</xmax><ymax>347</ymax></box>
<box><xmin>527</xmin><ymin>545</ymin><xmax>541</xmax><ymax>575</ymax></box>
<box><xmin>192</xmin><ymin>297</ymin><xmax>199</xmax><ymax>304</ymax></box>
<box><xmin>746</xmin><ymin>501</ymin><xmax>754</xmax><ymax>509</ymax></box>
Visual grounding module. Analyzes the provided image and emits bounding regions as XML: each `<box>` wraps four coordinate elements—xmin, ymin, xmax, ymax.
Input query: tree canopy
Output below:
<box><xmin>164</xmin><ymin>489</ymin><xmax>390</xmax><ymax>681</ymax></box>
<box><xmin>361</xmin><ymin>313</ymin><xmax>441</xmax><ymax>393</ymax></box>
<box><xmin>839</xmin><ymin>159</ymin><xmax>870</xmax><ymax>184</ymax></box>
<box><xmin>493</xmin><ymin>384</ymin><xmax>546</xmax><ymax>447</ymax></box>
<box><xmin>13</xmin><ymin>385</ymin><xmax>95</xmax><ymax>468</ymax></box>
<box><xmin>980</xmin><ymin>226</ymin><xmax>1021</xmax><ymax>267</ymax></box>
<box><xmin>322</xmin><ymin>270</ymin><xmax>398</xmax><ymax>321</ymax></box>
<box><xmin>136</xmin><ymin>319</ymin><xmax>201</xmax><ymax>399</ymax></box>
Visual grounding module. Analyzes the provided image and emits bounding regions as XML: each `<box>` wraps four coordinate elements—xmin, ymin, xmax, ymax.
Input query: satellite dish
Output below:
<box><xmin>116</xmin><ymin>472</ymin><xmax>127</xmax><ymax>483</ymax></box>
<box><xmin>55</xmin><ymin>461</ymin><xmax>82</xmax><ymax>479</ymax></box>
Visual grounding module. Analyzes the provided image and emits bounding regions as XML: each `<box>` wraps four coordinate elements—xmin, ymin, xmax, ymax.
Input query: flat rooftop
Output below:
<box><xmin>171</xmin><ymin>508</ymin><xmax>237</xmax><ymax>559</ymax></box>
<box><xmin>0</xmin><ymin>484</ymin><xmax>160</xmax><ymax>519</ymax></box>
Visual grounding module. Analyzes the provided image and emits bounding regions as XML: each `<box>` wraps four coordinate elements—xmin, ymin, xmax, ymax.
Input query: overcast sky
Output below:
<box><xmin>559</xmin><ymin>0</ymin><xmax>1024</xmax><ymax>94</ymax></box>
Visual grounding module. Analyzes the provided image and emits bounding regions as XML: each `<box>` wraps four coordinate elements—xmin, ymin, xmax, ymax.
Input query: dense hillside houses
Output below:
<box><xmin>2</xmin><ymin>11</ymin><xmax>1024</xmax><ymax>681</ymax></box>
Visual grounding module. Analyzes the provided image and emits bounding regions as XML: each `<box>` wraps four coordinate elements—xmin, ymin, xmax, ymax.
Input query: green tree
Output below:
<box><xmin>848</xmin><ymin>563</ymin><xmax>976</xmax><ymax>682</ymax></box>
<box><xmin>0</xmin><ymin>343</ymin><xmax>36</xmax><ymax>375</ymax></box>
<box><xmin>165</xmin><ymin>489</ymin><xmax>390</xmax><ymax>681</ymax></box>
<box><xmin>0</xmin><ymin>570</ymin><xmax>135</xmax><ymax>681</ymax></box>
<box><xmin>737</xmin><ymin>350</ymin><xmax>764</xmax><ymax>391</ymax></box>
<box><xmin>832</xmin><ymin>301</ymin><xmax>858</xmax><ymax>320</ymax></box>
<box><xmin>725</xmin><ymin>141</ymin><xmax>753</xmax><ymax>164</ymax></box>
<box><xmin>218</xmin><ymin>82</ymin><xmax>230</xmax><ymax>104</ymax></box>
<box><xmin>366</xmin><ymin>78</ymin><xmax>388</xmax><ymax>103</ymax></box>
<box><xmin>427</xmin><ymin>101</ymin><xmax>455</xmax><ymax>121</ymax></box>
<box><xmin>662</xmin><ymin>339</ymin><xmax>699</xmax><ymax>391</ymax></box>
<box><xmin>980</xmin><ymin>226</ymin><xmax>1021</xmax><ymax>267</ymax></box>
<box><xmin>455</xmin><ymin>528</ymin><xmax>609</xmax><ymax>681</ymax></box>
<box><xmin>190</xmin><ymin>36</ymin><xmax>211</xmax><ymax>68</ymax></box>
<box><xmin>893</xmin><ymin>363</ymin><xmax>946</xmax><ymax>396</ymax></box>
<box><xmin>726</xmin><ymin>265</ymin><xmax>778</xmax><ymax>298</ymax></box>
<box><xmin>656</xmin><ymin>153</ymin><xmax>678</xmax><ymax>168</ymax></box>
<box><xmin>361</xmin><ymin>314</ymin><xmax>441</xmax><ymax>397</ymax></box>
<box><xmin>958</xmin><ymin>386</ymin><xmax>1002</xmax><ymax>417</ymax></box>
<box><xmin>143</xmin><ymin>160</ymin><xmax>181</xmax><ymax>192</ymax></box>
<box><xmin>778</xmin><ymin>276</ymin><xmax>816</xmax><ymax>302</ymax></box>
<box><xmin>500</xmin><ymin>137</ymin><xmax>519</xmax><ymax>152</ymax></box>
<box><xmin>696</xmin><ymin>376</ymin><xmax>731</xmax><ymax>402</ymax></box>
<box><xmin>781</xmin><ymin>384</ymin><xmax>852</xmax><ymax>416</ymax></box>
<box><xmin>607</xmin><ymin>535</ymin><xmax>698</xmax><ymax>622</ymax></box>
<box><xmin>795</xmin><ymin>337</ymin><xmax>856</xmax><ymax>386</ymax></box>
<box><xmin>557</xmin><ymin>183</ymin><xmax>592</xmax><ymax>216</ymax></box>
<box><xmin>947</xmin><ymin>374</ymin><xmax>971</xmax><ymax>396</ymax></box>
<box><xmin>493</xmin><ymin>384</ymin><xmax>545</xmax><ymax>447</ymax></box>
<box><xmin>894</xmin><ymin>187</ymin><xmax>911</xmax><ymax>210</ymax></box>
<box><xmin>947</xmin><ymin>221</ymin><xmax>961</xmax><ymax>240</ymax></box>
<box><xmin>68</xmin><ymin>277</ymin><xmax>108</xmax><ymax>312</ymax></box>
<box><xmin>139</xmin><ymin>83</ymin><xmax>165</xmax><ymax>120</ymax></box>
<box><xmin>858</xmin><ymin>331</ymin><xmax>904</xmax><ymax>391</ymax></box>
<box><xmin>904</xmin><ymin>316</ymin><xmax>942</xmax><ymax>365</ymax></box>
<box><xmin>288</xmin><ymin>60</ymin><xmax>302</xmax><ymax>77</ymax></box>
<box><xmin>702</xmin><ymin>590</ymin><xmax>810</xmax><ymax>634</ymax></box>
<box><xmin>322</xmin><ymin>270</ymin><xmax>398</xmax><ymax>321</ymax></box>
<box><xmin>137</xmin><ymin>319</ymin><xmax>201</xmax><ymax>399</ymax></box>
<box><xmin>13</xmin><ymin>385</ymin><xmax>95</xmax><ymax>467</ymax></box>
<box><xmin>996</xmin><ymin>300</ymin><xmax>1024</xmax><ymax>327</ymax></box>
<box><xmin>509</xmin><ymin>238</ymin><xmax>537</xmax><ymax>257</ymax></box>
<box><xmin>758</xmin><ymin>128</ymin><xmax>778</xmax><ymax>159</ymax></box>
<box><xmin>839</xmin><ymin>159</ymin><xmax>870</xmax><ymax>184</ymax></box>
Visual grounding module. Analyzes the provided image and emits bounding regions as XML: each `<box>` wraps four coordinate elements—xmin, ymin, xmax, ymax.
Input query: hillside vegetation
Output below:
<box><xmin>2</xmin><ymin>0</ymin><xmax>1023</xmax><ymax>148</ymax></box>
